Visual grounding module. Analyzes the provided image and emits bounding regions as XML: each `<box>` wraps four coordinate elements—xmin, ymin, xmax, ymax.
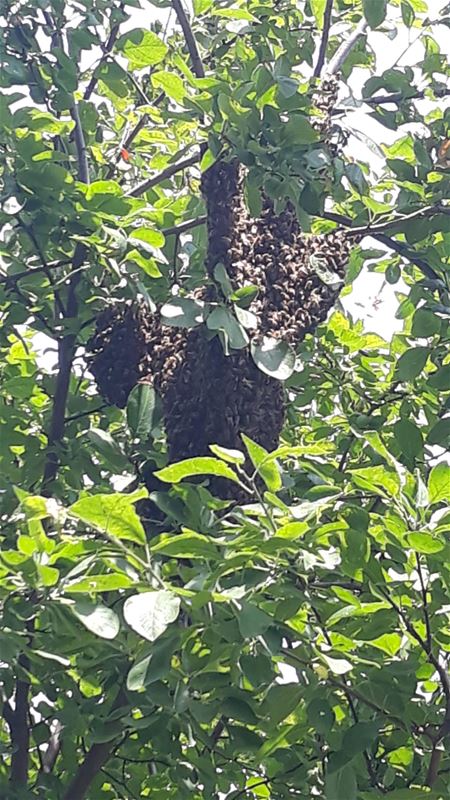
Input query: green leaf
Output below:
<box><xmin>307</xmin><ymin>698</ymin><xmax>335</xmax><ymax>734</ymax></box>
<box><xmin>310</xmin><ymin>0</ymin><xmax>326</xmax><ymax>25</ymax></box>
<box><xmin>401</xmin><ymin>0</ymin><xmax>415</xmax><ymax>27</ymax></box>
<box><xmin>282</xmin><ymin>116</ymin><xmax>318</xmax><ymax>145</ymax></box>
<box><xmin>343</xmin><ymin>720</ymin><xmax>380</xmax><ymax>758</ymax></box>
<box><xmin>127</xmin><ymin>637</ymin><xmax>176</xmax><ymax>690</ymax></box>
<box><xmin>275</xmin><ymin>521</ymin><xmax>309</xmax><ymax>539</ymax></box>
<box><xmin>393</xmin><ymin>419</ymin><xmax>423</xmax><ymax>459</ymax></box>
<box><xmin>428</xmin><ymin>462</ymin><xmax>450</xmax><ymax>505</ymax></box>
<box><xmin>155</xmin><ymin>457</ymin><xmax>239</xmax><ymax>484</ymax></box>
<box><xmin>429</xmin><ymin>365</ymin><xmax>450</xmax><ymax>390</ymax></box>
<box><xmin>262</xmin><ymin>684</ymin><xmax>303</xmax><ymax>725</ymax></box>
<box><xmin>237</xmin><ymin>601</ymin><xmax>273</xmax><ymax>638</ymax></box>
<box><xmin>276</xmin><ymin>76</ymin><xmax>299</xmax><ymax>98</ymax></box>
<box><xmin>127</xmin><ymin>384</ymin><xmax>159</xmax><ymax>439</ymax></box>
<box><xmin>345</xmin><ymin>163</ymin><xmax>369</xmax><ymax>195</ymax></box>
<box><xmin>427</xmin><ymin>418</ymin><xmax>450</xmax><ymax>446</ymax></box>
<box><xmin>396</xmin><ymin>347</ymin><xmax>430</xmax><ymax>380</ymax></box>
<box><xmin>129</xmin><ymin>226</ymin><xmax>165</xmax><ymax>249</ymax></box>
<box><xmin>160</xmin><ymin>297</ymin><xmax>205</xmax><ymax>327</ymax></box>
<box><xmin>411</xmin><ymin>309</ymin><xmax>441</xmax><ymax>337</ymax></box>
<box><xmin>123</xmin><ymin>590</ymin><xmax>180</xmax><ymax>641</ymax></box>
<box><xmin>207</xmin><ymin>306</ymin><xmax>249</xmax><ymax>350</ymax></box>
<box><xmin>69</xmin><ymin>491</ymin><xmax>147</xmax><ymax>545</ymax></box>
<box><xmin>321</xmin><ymin>655</ymin><xmax>353</xmax><ymax>675</ymax></box>
<box><xmin>87</xmin><ymin>428</ymin><xmax>129</xmax><ymax>472</ymax></box>
<box><xmin>151</xmin><ymin>530</ymin><xmax>218</xmax><ymax>559</ymax></box>
<box><xmin>151</xmin><ymin>71</ymin><xmax>185</xmax><ymax>102</ymax></box>
<box><xmin>251</xmin><ymin>337</ymin><xmax>296</xmax><ymax>380</ymax></box>
<box><xmin>363</xmin><ymin>0</ymin><xmax>387</xmax><ymax>28</ymax></box>
<box><xmin>70</xmin><ymin>599</ymin><xmax>120</xmax><ymax>640</ymax></box>
<box><xmin>406</xmin><ymin>532</ymin><xmax>445</xmax><ymax>554</ymax></box>
<box><xmin>326</xmin><ymin>765</ymin><xmax>357</xmax><ymax>800</ymax></box>
<box><xmin>241</xmin><ymin>433</ymin><xmax>281</xmax><ymax>492</ymax></box>
<box><xmin>119</xmin><ymin>29</ymin><xmax>168</xmax><ymax>69</ymax></box>
<box><xmin>209</xmin><ymin>444</ymin><xmax>245</xmax><ymax>465</ymax></box>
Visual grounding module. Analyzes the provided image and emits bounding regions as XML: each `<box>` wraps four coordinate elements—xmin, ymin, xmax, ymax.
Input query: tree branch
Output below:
<box><xmin>42</xmin><ymin>16</ymin><xmax>91</xmax><ymax>491</ymax></box>
<box><xmin>163</xmin><ymin>214</ymin><xmax>206</xmax><ymax>237</ymax></box>
<box><xmin>171</xmin><ymin>0</ymin><xmax>205</xmax><ymax>79</ymax></box>
<box><xmin>325</xmin><ymin>18</ymin><xmax>368</xmax><ymax>76</ymax></box>
<box><xmin>127</xmin><ymin>152</ymin><xmax>200</xmax><ymax>198</ymax></box>
<box><xmin>381</xmin><ymin>589</ymin><xmax>450</xmax><ymax>743</ymax></box>
<box><xmin>9</xmin><ymin>655</ymin><xmax>31</xmax><ymax>786</ymax></box>
<box><xmin>361</xmin><ymin>86</ymin><xmax>450</xmax><ymax>106</ymax></box>
<box><xmin>83</xmin><ymin>7</ymin><xmax>123</xmax><ymax>101</ymax></box>
<box><xmin>62</xmin><ymin>689</ymin><xmax>128</xmax><ymax>800</ymax></box>
<box><xmin>313</xmin><ymin>0</ymin><xmax>334</xmax><ymax>79</ymax></box>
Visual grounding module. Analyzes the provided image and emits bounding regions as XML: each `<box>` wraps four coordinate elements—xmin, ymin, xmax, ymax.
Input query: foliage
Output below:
<box><xmin>0</xmin><ymin>0</ymin><xmax>450</xmax><ymax>799</ymax></box>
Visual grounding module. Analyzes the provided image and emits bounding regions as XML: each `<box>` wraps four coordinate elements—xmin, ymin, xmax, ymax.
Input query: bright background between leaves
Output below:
<box><xmin>0</xmin><ymin>1</ymin><xmax>450</xmax><ymax>799</ymax></box>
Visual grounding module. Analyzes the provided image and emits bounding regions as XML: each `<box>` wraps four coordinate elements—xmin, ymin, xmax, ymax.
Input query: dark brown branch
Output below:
<box><xmin>373</xmin><ymin>233</ymin><xmax>440</xmax><ymax>282</ymax></box>
<box><xmin>65</xmin><ymin>404</ymin><xmax>108</xmax><ymax>423</ymax></box>
<box><xmin>381</xmin><ymin>589</ymin><xmax>450</xmax><ymax>742</ymax></box>
<box><xmin>128</xmin><ymin>152</ymin><xmax>200</xmax><ymax>198</ymax></box>
<box><xmin>313</xmin><ymin>0</ymin><xmax>334</xmax><ymax>79</ymax></box>
<box><xmin>325</xmin><ymin>18</ymin><xmax>368</xmax><ymax>76</ymax></box>
<box><xmin>83</xmin><ymin>7</ymin><xmax>123</xmax><ymax>101</ymax></box>
<box><xmin>171</xmin><ymin>0</ymin><xmax>205</xmax><ymax>78</ymax></box>
<box><xmin>42</xmin><ymin>243</ymin><xmax>86</xmax><ymax>491</ymax></box>
<box><xmin>70</xmin><ymin>102</ymin><xmax>89</xmax><ymax>184</ymax></box>
<box><xmin>9</xmin><ymin>655</ymin><xmax>31</xmax><ymax>786</ymax></box>
<box><xmin>62</xmin><ymin>690</ymin><xmax>128</xmax><ymax>800</ymax></box>
<box><xmin>41</xmin><ymin>11</ymin><xmax>91</xmax><ymax>491</ymax></box>
<box><xmin>41</xmin><ymin>721</ymin><xmax>63</xmax><ymax>774</ymax></box>
<box><xmin>362</xmin><ymin>86</ymin><xmax>450</xmax><ymax>106</ymax></box>
<box><xmin>0</xmin><ymin>259</ymin><xmax>72</xmax><ymax>286</ymax></box>
<box><xmin>63</xmin><ymin>740</ymin><xmax>118</xmax><ymax>800</ymax></box>
<box><xmin>163</xmin><ymin>214</ymin><xmax>206</xmax><ymax>237</ymax></box>
<box><xmin>17</xmin><ymin>216</ymin><xmax>66</xmax><ymax>318</ymax></box>
<box><xmin>416</xmin><ymin>554</ymin><xmax>432</xmax><ymax>652</ymax></box>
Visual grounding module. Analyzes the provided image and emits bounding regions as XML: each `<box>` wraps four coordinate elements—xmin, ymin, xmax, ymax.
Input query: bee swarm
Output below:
<box><xmin>88</xmin><ymin>139</ymin><xmax>356</xmax><ymax>500</ymax></box>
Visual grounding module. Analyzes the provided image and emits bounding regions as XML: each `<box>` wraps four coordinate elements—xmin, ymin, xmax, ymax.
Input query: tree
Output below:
<box><xmin>0</xmin><ymin>0</ymin><xmax>450</xmax><ymax>798</ymax></box>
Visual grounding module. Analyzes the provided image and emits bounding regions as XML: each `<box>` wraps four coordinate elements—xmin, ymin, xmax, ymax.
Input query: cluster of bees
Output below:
<box><xmin>88</xmin><ymin>78</ymin><xmax>356</xmax><ymax>498</ymax></box>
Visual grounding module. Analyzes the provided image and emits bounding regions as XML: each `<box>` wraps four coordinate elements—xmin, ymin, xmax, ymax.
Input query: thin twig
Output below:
<box><xmin>83</xmin><ymin>7</ymin><xmax>123</xmax><ymax>101</ymax></box>
<box><xmin>416</xmin><ymin>554</ymin><xmax>432</xmax><ymax>652</ymax></box>
<box><xmin>171</xmin><ymin>0</ymin><xmax>205</xmax><ymax>78</ymax></box>
<box><xmin>313</xmin><ymin>0</ymin><xmax>334</xmax><ymax>79</ymax></box>
<box><xmin>70</xmin><ymin>103</ymin><xmax>89</xmax><ymax>184</ymax></box>
<box><xmin>325</xmin><ymin>18</ymin><xmax>368</xmax><ymax>76</ymax></box>
<box><xmin>127</xmin><ymin>152</ymin><xmax>200</xmax><ymax>198</ymax></box>
<box><xmin>0</xmin><ymin>259</ymin><xmax>72</xmax><ymax>286</ymax></box>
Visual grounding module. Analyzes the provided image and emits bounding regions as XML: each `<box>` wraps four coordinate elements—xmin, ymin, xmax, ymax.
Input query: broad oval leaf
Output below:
<box><xmin>406</xmin><ymin>532</ymin><xmax>445</xmax><ymax>554</ymax></box>
<box><xmin>155</xmin><ymin>457</ymin><xmax>239</xmax><ymax>484</ymax></box>
<box><xmin>151</xmin><ymin>530</ymin><xmax>218</xmax><ymax>559</ymax></box>
<box><xmin>71</xmin><ymin>599</ymin><xmax>120</xmax><ymax>640</ymax></box>
<box><xmin>160</xmin><ymin>296</ymin><xmax>205</xmax><ymax>328</ymax></box>
<box><xmin>396</xmin><ymin>347</ymin><xmax>430</xmax><ymax>381</ymax></box>
<box><xmin>69</xmin><ymin>490</ymin><xmax>147</xmax><ymax>544</ymax></box>
<box><xmin>127</xmin><ymin>383</ymin><xmax>160</xmax><ymax>439</ymax></box>
<box><xmin>123</xmin><ymin>590</ymin><xmax>181</xmax><ymax>642</ymax></box>
<box><xmin>251</xmin><ymin>336</ymin><xmax>295</xmax><ymax>380</ymax></box>
<box><xmin>241</xmin><ymin>433</ymin><xmax>282</xmax><ymax>492</ymax></box>
<box><xmin>428</xmin><ymin>462</ymin><xmax>450</xmax><ymax>505</ymax></box>
<box><xmin>119</xmin><ymin>29</ymin><xmax>168</xmax><ymax>69</ymax></box>
<box><xmin>363</xmin><ymin>0</ymin><xmax>387</xmax><ymax>28</ymax></box>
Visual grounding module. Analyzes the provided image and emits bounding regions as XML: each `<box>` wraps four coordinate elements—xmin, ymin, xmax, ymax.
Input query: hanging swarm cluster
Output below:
<box><xmin>201</xmin><ymin>157</ymin><xmax>357</xmax><ymax>346</ymax></box>
<box><xmin>88</xmin><ymin>82</ymin><xmax>357</xmax><ymax>499</ymax></box>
